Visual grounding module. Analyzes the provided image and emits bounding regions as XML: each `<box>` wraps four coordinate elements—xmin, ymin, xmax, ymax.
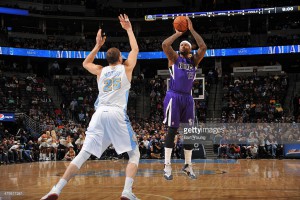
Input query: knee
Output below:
<box><xmin>183</xmin><ymin>144</ymin><xmax>194</xmax><ymax>150</ymax></box>
<box><xmin>128</xmin><ymin>147</ymin><xmax>140</xmax><ymax>167</ymax></box>
<box><xmin>70</xmin><ymin>150</ymin><xmax>91</xmax><ymax>169</ymax></box>
<box><xmin>165</xmin><ymin>127</ymin><xmax>177</xmax><ymax>148</ymax></box>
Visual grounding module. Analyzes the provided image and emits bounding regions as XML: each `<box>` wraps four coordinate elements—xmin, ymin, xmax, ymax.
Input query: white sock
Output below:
<box><xmin>164</xmin><ymin>147</ymin><xmax>172</xmax><ymax>165</ymax></box>
<box><xmin>123</xmin><ymin>177</ymin><xmax>134</xmax><ymax>192</ymax></box>
<box><xmin>55</xmin><ymin>179</ymin><xmax>67</xmax><ymax>191</ymax></box>
<box><xmin>184</xmin><ymin>149</ymin><xmax>192</xmax><ymax>165</ymax></box>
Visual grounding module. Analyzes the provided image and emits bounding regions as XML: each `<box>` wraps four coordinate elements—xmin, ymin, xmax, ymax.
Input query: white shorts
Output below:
<box><xmin>66</xmin><ymin>143</ymin><xmax>74</xmax><ymax>148</ymax></box>
<box><xmin>75</xmin><ymin>139</ymin><xmax>84</xmax><ymax>146</ymax></box>
<box><xmin>59</xmin><ymin>139</ymin><xmax>67</xmax><ymax>146</ymax></box>
<box><xmin>39</xmin><ymin>142</ymin><xmax>49</xmax><ymax>149</ymax></box>
<box><xmin>51</xmin><ymin>143</ymin><xmax>58</xmax><ymax>148</ymax></box>
<box><xmin>82</xmin><ymin>106</ymin><xmax>137</xmax><ymax>158</ymax></box>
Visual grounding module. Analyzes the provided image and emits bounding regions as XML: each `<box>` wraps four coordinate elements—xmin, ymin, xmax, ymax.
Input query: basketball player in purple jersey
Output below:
<box><xmin>162</xmin><ymin>16</ymin><xmax>207</xmax><ymax>180</ymax></box>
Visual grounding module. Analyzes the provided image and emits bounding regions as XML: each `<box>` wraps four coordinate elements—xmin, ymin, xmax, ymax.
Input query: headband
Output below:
<box><xmin>180</xmin><ymin>40</ymin><xmax>192</xmax><ymax>48</ymax></box>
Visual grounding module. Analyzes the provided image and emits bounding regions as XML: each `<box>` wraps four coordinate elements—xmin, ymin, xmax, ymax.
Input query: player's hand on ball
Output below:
<box><xmin>175</xmin><ymin>29</ymin><xmax>184</xmax><ymax>35</ymax></box>
<box><xmin>186</xmin><ymin>16</ymin><xmax>194</xmax><ymax>31</ymax></box>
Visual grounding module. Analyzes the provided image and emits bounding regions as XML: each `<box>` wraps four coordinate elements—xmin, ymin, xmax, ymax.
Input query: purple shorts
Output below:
<box><xmin>163</xmin><ymin>90</ymin><xmax>195</xmax><ymax>128</ymax></box>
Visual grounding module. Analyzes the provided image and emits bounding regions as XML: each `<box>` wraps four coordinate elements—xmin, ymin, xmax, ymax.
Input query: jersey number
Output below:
<box><xmin>103</xmin><ymin>77</ymin><xmax>121</xmax><ymax>92</ymax></box>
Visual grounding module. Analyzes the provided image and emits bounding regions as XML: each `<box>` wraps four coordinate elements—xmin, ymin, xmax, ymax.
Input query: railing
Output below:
<box><xmin>15</xmin><ymin>113</ymin><xmax>43</xmax><ymax>134</ymax></box>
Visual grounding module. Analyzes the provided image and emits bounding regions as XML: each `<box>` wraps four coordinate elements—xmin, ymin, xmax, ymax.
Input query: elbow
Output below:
<box><xmin>131</xmin><ymin>44</ymin><xmax>139</xmax><ymax>53</ymax></box>
<box><xmin>162</xmin><ymin>42</ymin><xmax>168</xmax><ymax>49</ymax></box>
<box><xmin>133</xmin><ymin>46</ymin><xmax>139</xmax><ymax>53</ymax></box>
<box><xmin>82</xmin><ymin>61</ymin><xmax>88</xmax><ymax>69</ymax></box>
<box><xmin>202</xmin><ymin>44</ymin><xmax>207</xmax><ymax>51</ymax></box>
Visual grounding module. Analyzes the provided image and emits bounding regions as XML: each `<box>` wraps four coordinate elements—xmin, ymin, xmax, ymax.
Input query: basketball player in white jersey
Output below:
<box><xmin>41</xmin><ymin>14</ymin><xmax>140</xmax><ymax>200</ymax></box>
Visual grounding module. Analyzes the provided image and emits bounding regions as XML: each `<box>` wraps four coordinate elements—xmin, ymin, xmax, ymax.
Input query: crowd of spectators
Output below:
<box><xmin>214</xmin><ymin>122</ymin><xmax>300</xmax><ymax>159</ymax></box>
<box><xmin>147</xmin><ymin>77</ymin><xmax>165</xmax><ymax>124</ymax></box>
<box><xmin>293</xmin><ymin>94</ymin><xmax>300</xmax><ymax>122</ymax></box>
<box><xmin>0</xmin><ymin>71</ymin><xmax>54</xmax><ymax>115</ymax></box>
<box><xmin>54</xmin><ymin>77</ymin><xmax>97</xmax><ymax>124</ymax></box>
<box><xmin>0</xmin><ymin>32</ymin><xmax>248</xmax><ymax>50</ymax></box>
<box><xmin>8</xmin><ymin>37</ymin><xmax>93</xmax><ymax>52</ymax></box>
<box><xmin>211</xmin><ymin>73</ymin><xmax>300</xmax><ymax>159</ymax></box>
<box><xmin>269</xmin><ymin>13</ymin><xmax>300</xmax><ymax>31</ymax></box>
<box><xmin>221</xmin><ymin>74</ymin><xmax>288</xmax><ymax>123</ymax></box>
<box><xmin>267</xmin><ymin>34</ymin><xmax>300</xmax><ymax>46</ymax></box>
<box><xmin>206</xmin><ymin>34</ymin><xmax>251</xmax><ymax>49</ymax></box>
<box><xmin>0</xmin><ymin>0</ymin><xmax>86</xmax><ymax>16</ymax></box>
<box><xmin>6</xmin><ymin>36</ymin><xmax>164</xmax><ymax>52</ymax></box>
<box><xmin>4</xmin><ymin>32</ymin><xmax>299</xmax><ymax>52</ymax></box>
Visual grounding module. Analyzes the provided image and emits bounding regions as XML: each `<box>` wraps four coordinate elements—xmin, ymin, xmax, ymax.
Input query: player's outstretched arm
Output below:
<box><xmin>162</xmin><ymin>30</ymin><xmax>182</xmax><ymax>66</ymax></box>
<box><xmin>82</xmin><ymin>29</ymin><xmax>106</xmax><ymax>76</ymax></box>
<box><xmin>186</xmin><ymin>17</ymin><xmax>207</xmax><ymax>66</ymax></box>
<box><xmin>121</xmin><ymin>14</ymin><xmax>139</xmax><ymax>74</ymax></box>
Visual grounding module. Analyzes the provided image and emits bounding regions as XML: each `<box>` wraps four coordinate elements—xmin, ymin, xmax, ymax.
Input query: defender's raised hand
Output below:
<box><xmin>96</xmin><ymin>29</ymin><xmax>106</xmax><ymax>47</ymax></box>
<box><xmin>119</xmin><ymin>14</ymin><xmax>132</xmax><ymax>31</ymax></box>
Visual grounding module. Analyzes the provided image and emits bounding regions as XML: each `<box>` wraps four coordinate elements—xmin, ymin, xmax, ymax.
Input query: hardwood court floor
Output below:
<box><xmin>0</xmin><ymin>159</ymin><xmax>300</xmax><ymax>200</ymax></box>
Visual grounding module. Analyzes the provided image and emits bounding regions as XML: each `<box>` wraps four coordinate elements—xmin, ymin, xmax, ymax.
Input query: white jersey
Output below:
<box><xmin>95</xmin><ymin>64</ymin><xmax>130</xmax><ymax>110</ymax></box>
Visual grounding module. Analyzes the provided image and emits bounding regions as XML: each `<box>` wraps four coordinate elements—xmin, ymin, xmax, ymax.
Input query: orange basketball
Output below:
<box><xmin>173</xmin><ymin>16</ymin><xmax>188</xmax><ymax>32</ymax></box>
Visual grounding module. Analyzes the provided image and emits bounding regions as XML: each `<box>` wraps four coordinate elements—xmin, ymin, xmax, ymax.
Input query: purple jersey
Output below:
<box><xmin>169</xmin><ymin>56</ymin><xmax>196</xmax><ymax>94</ymax></box>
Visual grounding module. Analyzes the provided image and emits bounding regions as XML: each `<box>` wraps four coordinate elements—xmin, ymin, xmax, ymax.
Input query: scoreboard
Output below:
<box><xmin>145</xmin><ymin>5</ymin><xmax>300</xmax><ymax>21</ymax></box>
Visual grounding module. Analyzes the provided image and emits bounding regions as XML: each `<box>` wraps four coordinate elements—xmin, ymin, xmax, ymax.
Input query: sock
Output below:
<box><xmin>164</xmin><ymin>147</ymin><xmax>172</xmax><ymax>165</ymax></box>
<box><xmin>184</xmin><ymin>149</ymin><xmax>192</xmax><ymax>165</ymax></box>
<box><xmin>55</xmin><ymin>179</ymin><xmax>67</xmax><ymax>191</ymax></box>
<box><xmin>123</xmin><ymin>177</ymin><xmax>134</xmax><ymax>192</ymax></box>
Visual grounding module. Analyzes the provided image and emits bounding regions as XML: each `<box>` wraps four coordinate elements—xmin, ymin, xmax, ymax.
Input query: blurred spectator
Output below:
<box><xmin>64</xmin><ymin>146</ymin><xmax>76</xmax><ymax>161</ymax></box>
<box><xmin>150</xmin><ymin>139</ymin><xmax>162</xmax><ymax>159</ymax></box>
<box><xmin>246</xmin><ymin>144</ymin><xmax>258</xmax><ymax>159</ymax></box>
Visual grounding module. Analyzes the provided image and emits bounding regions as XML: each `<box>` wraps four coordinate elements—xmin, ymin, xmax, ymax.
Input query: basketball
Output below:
<box><xmin>173</xmin><ymin>16</ymin><xmax>188</xmax><ymax>32</ymax></box>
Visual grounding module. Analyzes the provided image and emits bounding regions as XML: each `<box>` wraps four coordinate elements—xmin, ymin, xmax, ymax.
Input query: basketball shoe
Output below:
<box><xmin>40</xmin><ymin>185</ymin><xmax>61</xmax><ymax>200</ymax></box>
<box><xmin>163</xmin><ymin>164</ymin><xmax>173</xmax><ymax>180</ymax></box>
<box><xmin>182</xmin><ymin>164</ymin><xmax>197</xmax><ymax>179</ymax></box>
<box><xmin>120</xmin><ymin>190</ymin><xmax>140</xmax><ymax>200</ymax></box>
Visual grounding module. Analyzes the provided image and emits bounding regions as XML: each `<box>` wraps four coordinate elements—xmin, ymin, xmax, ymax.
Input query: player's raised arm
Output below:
<box><xmin>82</xmin><ymin>29</ymin><xmax>106</xmax><ymax>76</ymax></box>
<box><xmin>162</xmin><ymin>30</ymin><xmax>183</xmax><ymax>66</ymax></box>
<box><xmin>186</xmin><ymin>17</ymin><xmax>207</xmax><ymax>66</ymax></box>
<box><xmin>120</xmin><ymin>14</ymin><xmax>139</xmax><ymax>74</ymax></box>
